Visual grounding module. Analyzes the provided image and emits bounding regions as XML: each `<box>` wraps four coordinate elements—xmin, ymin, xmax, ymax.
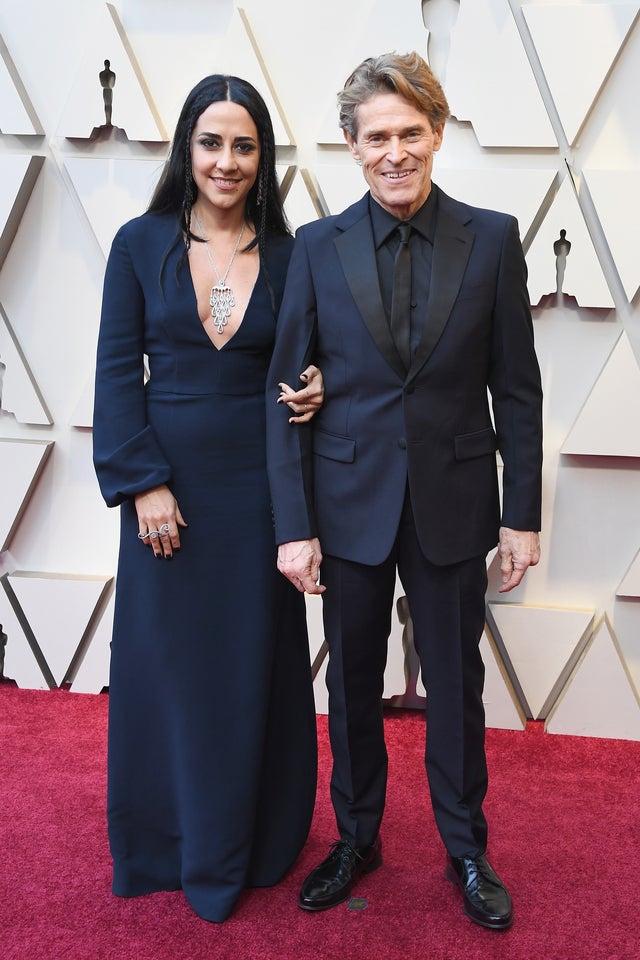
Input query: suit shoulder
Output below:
<box><xmin>295</xmin><ymin>213</ymin><xmax>340</xmax><ymax>242</ymax></box>
<box><xmin>114</xmin><ymin>211</ymin><xmax>179</xmax><ymax>243</ymax></box>
<box><xmin>437</xmin><ymin>187</ymin><xmax>517</xmax><ymax>231</ymax></box>
<box><xmin>295</xmin><ymin>194</ymin><xmax>368</xmax><ymax>242</ymax></box>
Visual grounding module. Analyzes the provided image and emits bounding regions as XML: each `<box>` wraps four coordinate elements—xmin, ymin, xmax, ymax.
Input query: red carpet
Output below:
<box><xmin>1</xmin><ymin>683</ymin><xmax>638</xmax><ymax>960</ymax></box>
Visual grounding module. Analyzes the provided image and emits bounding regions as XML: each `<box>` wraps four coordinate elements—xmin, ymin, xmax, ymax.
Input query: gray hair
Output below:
<box><xmin>338</xmin><ymin>51</ymin><xmax>450</xmax><ymax>138</ymax></box>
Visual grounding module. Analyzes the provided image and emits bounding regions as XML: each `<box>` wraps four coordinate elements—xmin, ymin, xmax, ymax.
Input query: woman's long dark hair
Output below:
<box><xmin>148</xmin><ymin>74</ymin><xmax>289</xmax><ymax>289</ymax></box>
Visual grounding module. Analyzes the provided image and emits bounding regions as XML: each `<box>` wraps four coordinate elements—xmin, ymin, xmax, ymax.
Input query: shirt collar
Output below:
<box><xmin>369</xmin><ymin>187</ymin><xmax>438</xmax><ymax>249</ymax></box>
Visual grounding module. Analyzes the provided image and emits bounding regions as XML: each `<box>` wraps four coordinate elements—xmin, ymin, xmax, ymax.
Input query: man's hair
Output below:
<box><xmin>338</xmin><ymin>51</ymin><xmax>450</xmax><ymax>138</ymax></box>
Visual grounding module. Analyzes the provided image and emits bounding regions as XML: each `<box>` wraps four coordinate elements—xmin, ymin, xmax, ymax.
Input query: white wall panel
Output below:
<box><xmin>0</xmin><ymin>0</ymin><xmax>638</xmax><ymax>740</ymax></box>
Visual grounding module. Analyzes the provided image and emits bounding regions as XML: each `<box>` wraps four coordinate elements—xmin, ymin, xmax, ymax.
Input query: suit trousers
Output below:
<box><xmin>321</xmin><ymin>490</ymin><xmax>489</xmax><ymax>858</ymax></box>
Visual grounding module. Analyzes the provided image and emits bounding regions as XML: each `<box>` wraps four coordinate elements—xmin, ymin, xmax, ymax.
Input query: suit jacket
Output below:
<box><xmin>266</xmin><ymin>186</ymin><xmax>543</xmax><ymax>567</ymax></box>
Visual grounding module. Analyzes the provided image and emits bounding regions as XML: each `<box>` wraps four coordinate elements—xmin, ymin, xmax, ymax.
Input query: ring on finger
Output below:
<box><xmin>159</xmin><ymin>523</ymin><xmax>170</xmax><ymax>535</ymax></box>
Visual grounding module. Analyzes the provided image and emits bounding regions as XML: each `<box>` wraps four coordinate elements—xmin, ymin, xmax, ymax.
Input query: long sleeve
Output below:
<box><xmin>266</xmin><ymin>228</ymin><xmax>318</xmax><ymax>545</ymax></box>
<box><xmin>488</xmin><ymin>216</ymin><xmax>543</xmax><ymax>532</ymax></box>
<box><xmin>93</xmin><ymin>223</ymin><xmax>172</xmax><ymax>507</ymax></box>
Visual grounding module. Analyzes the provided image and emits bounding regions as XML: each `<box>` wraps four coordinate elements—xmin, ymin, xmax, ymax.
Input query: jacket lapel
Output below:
<box><xmin>334</xmin><ymin>198</ymin><xmax>407</xmax><ymax>381</ymax></box>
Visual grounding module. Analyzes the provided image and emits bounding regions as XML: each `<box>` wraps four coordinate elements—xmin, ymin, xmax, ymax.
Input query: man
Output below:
<box><xmin>266</xmin><ymin>52</ymin><xmax>542</xmax><ymax>930</ymax></box>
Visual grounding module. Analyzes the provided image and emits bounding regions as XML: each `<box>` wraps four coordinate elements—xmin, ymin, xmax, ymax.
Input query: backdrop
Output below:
<box><xmin>1</xmin><ymin>0</ymin><xmax>639</xmax><ymax>739</ymax></box>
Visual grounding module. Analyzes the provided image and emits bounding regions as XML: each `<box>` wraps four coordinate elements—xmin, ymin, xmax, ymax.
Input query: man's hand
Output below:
<box><xmin>498</xmin><ymin>527</ymin><xmax>540</xmax><ymax>593</ymax></box>
<box><xmin>277</xmin><ymin>538</ymin><xmax>325</xmax><ymax>594</ymax></box>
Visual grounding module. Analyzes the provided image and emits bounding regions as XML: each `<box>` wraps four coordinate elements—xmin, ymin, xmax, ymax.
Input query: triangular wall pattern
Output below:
<box><xmin>0</xmin><ymin>579</ymin><xmax>51</xmax><ymax>689</ymax></box>
<box><xmin>546</xmin><ymin>617</ymin><xmax>640</xmax><ymax>740</ymax></box>
<box><xmin>0</xmin><ymin>439</ymin><xmax>52</xmax><ymax>551</ymax></box>
<box><xmin>282</xmin><ymin>169</ymin><xmax>325</xmax><ymax>232</ymax></box>
<box><xmin>0</xmin><ymin>303</ymin><xmax>52</xmax><ymax>425</ymax></box>
<box><xmin>583</xmin><ymin>168</ymin><xmax>640</xmax><ymax>302</ymax></box>
<box><xmin>69</xmin><ymin>591</ymin><xmax>114</xmax><ymax>693</ymax></box>
<box><xmin>479</xmin><ymin>629</ymin><xmax>526</xmax><ymax>731</ymax></box>
<box><xmin>618</xmin><ymin>549</ymin><xmax>640</xmax><ymax>598</ymax></box>
<box><xmin>56</xmin><ymin>3</ymin><xmax>166</xmax><ymax>141</ymax></box>
<box><xmin>446</xmin><ymin>0</ymin><xmax>556</xmax><ymax>147</ymax></box>
<box><xmin>229</xmin><ymin>8</ymin><xmax>293</xmax><ymax>147</ymax></box>
<box><xmin>64</xmin><ymin>157</ymin><xmax>164</xmax><ymax>258</ymax></box>
<box><xmin>526</xmin><ymin>174</ymin><xmax>613</xmax><ymax>308</ymax></box>
<box><xmin>487</xmin><ymin>604</ymin><xmax>595</xmax><ymax>719</ymax></box>
<box><xmin>69</xmin><ymin>373</ymin><xmax>94</xmax><ymax>429</ymax></box>
<box><xmin>315</xmin><ymin>0</ymin><xmax>427</xmax><ymax>143</ymax></box>
<box><xmin>7</xmin><ymin>572</ymin><xmax>112</xmax><ymax>687</ymax></box>
<box><xmin>0</xmin><ymin>155</ymin><xmax>44</xmax><ymax>267</ymax></box>
<box><xmin>562</xmin><ymin>331</ymin><xmax>640</xmax><ymax>457</ymax></box>
<box><xmin>0</xmin><ymin>34</ymin><xmax>43</xmax><ymax>135</ymax></box>
<box><xmin>523</xmin><ymin>3</ymin><xmax>639</xmax><ymax>145</ymax></box>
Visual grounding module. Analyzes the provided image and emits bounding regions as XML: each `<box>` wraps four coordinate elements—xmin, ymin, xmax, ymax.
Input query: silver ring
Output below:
<box><xmin>159</xmin><ymin>523</ymin><xmax>170</xmax><ymax>535</ymax></box>
<box><xmin>149</xmin><ymin>530</ymin><xmax>159</xmax><ymax>540</ymax></box>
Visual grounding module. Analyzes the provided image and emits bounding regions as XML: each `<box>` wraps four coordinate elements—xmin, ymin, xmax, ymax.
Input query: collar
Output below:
<box><xmin>369</xmin><ymin>188</ymin><xmax>438</xmax><ymax>248</ymax></box>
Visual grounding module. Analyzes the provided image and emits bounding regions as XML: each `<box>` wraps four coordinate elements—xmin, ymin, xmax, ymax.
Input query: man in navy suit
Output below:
<box><xmin>267</xmin><ymin>52</ymin><xmax>542</xmax><ymax>930</ymax></box>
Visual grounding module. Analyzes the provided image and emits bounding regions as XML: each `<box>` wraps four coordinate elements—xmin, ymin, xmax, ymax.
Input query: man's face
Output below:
<box><xmin>344</xmin><ymin>92</ymin><xmax>444</xmax><ymax>221</ymax></box>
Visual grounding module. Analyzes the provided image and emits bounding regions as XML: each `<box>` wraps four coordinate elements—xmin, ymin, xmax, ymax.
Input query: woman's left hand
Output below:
<box><xmin>278</xmin><ymin>364</ymin><xmax>324</xmax><ymax>423</ymax></box>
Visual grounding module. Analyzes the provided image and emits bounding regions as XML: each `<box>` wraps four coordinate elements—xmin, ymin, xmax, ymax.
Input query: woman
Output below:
<box><xmin>93</xmin><ymin>75</ymin><xmax>321</xmax><ymax>923</ymax></box>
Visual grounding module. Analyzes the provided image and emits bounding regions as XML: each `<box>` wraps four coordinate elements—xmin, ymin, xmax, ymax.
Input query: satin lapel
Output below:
<box><xmin>334</xmin><ymin>216</ymin><xmax>406</xmax><ymax>381</ymax></box>
<box><xmin>408</xmin><ymin>205</ymin><xmax>475</xmax><ymax>381</ymax></box>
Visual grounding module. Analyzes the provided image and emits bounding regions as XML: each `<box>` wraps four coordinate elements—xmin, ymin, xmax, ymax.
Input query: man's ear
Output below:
<box><xmin>433</xmin><ymin>123</ymin><xmax>445</xmax><ymax>152</ymax></box>
<box><xmin>344</xmin><ymin>127</ymin><xmax>360</xmax><ymax>161</ymax></box>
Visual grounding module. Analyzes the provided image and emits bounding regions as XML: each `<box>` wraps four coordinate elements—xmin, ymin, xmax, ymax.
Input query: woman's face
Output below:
<box><xmin>190</xmin><ymin>100</ymin><xmax>261</xmax><ymax>215</ymax></box>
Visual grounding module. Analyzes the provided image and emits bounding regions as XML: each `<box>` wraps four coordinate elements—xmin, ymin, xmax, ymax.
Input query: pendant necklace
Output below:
<box><xmin>192</xmin><ymin>211</ymin><xmax>245</xmax><ymax>334</ymax></box>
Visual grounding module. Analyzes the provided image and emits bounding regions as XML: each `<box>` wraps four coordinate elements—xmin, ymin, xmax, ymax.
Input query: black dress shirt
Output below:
<box><xmin>370</xmin><ymin>189</ymin><xmax>438</xmax><ymax>359</ymax></box>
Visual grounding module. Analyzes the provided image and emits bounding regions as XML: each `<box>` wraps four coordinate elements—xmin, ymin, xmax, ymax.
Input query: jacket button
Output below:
<box><xmin>398</xmin><ymin>438</ymin><xmax>407</xmax><ymax>449</ymax></box>
<box><xmin>405</xmin><ymin>384</ymin><xmax>415</xmax><ymax>395</ymax></box>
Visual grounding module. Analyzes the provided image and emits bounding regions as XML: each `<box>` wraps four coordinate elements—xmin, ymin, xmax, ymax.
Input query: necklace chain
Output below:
<box><xmin>192</xmin><ymin>211</ymin><xmax>245</xmax><ymax>334</ymax></box>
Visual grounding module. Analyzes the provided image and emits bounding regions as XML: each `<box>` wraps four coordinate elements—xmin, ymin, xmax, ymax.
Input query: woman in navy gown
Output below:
<box><xmin>93</xmin><ymin>75</ymin><xmax>321</xmax><ymax>923</ymax></box>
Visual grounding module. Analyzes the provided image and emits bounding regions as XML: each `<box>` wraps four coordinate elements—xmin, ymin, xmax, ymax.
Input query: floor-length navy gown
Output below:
<box><xmin>93</xmin><ymin>212</ymin><xmax>317</xmax><ymax>923</ymax></box>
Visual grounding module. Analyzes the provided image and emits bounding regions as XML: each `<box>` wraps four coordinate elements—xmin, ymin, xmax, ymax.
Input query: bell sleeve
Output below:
<box><xmin>92</xmin><ymin>224</ymin><xmax>172</xmax><ymax>507</ymax></box>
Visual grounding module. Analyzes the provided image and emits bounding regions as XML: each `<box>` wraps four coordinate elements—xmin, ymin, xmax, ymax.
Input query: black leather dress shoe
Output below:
<box><xmin>446</xmin><ymin>854</ymin><xmax>513</xmax><ymax>930</ymax></box>
<box><xmin>299</xmin><ymin>838</ymin><xmax>382</xmax><ymax>911</ymax></box>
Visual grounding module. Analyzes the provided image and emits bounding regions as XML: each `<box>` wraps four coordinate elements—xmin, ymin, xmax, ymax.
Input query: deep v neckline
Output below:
<box><xmin>187</xmin><ymin>258</ymin><xmax>261</xmax><ymax>352</ymax></box>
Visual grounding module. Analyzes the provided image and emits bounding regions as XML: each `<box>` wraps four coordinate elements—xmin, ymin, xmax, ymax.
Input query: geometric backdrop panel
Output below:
<box><xmin>526</xmin><ymin>174</ymin><xmax>613</xmax><ymax>308</ymax></box>
<box><xmin>0</xmin><ymin>302</ymin><xmax>52</xmax><ymax>425</ymax></box>
<box><xmin>487</xmin><ymin>604</ymin><xmax>595</xmax><ymax>720</ymax></box>
<box><xmin>0</xmin><ymin>33</ymin><xmax>42</xmax><ymax>135</ymax></box>
<box><xmin>445</xmin><ymin>0</ymin><xmax>556</xmax><ymax>147</ymax></box>
<box><xmin>617</xmin><ymin>549</ymin><xmax>640</xmax><ymax>598</ymax></box>
<box><xmin>546</xmin><ymin>616</ymin><xmax>640</xmax><ymax>740</ymax></box>
<box><xmin>64</xmin><ymin>157</ymin><xmax>164</xmax><ymax>258</ymax></box>
<box><xmin>55</xmin><ymin>2</ymin><xmax>167</xmax><ymax>140</ymax></box>
<box><xmin>523</xmin><ymin>2</ymin><xmax>640</xmax><ymax>145</ymax></box>
<box><xmin>0</xmin><ymin>155</ymin><xmax>45</xmax><ymax>267</ymax></box>
<box><xmin>479</xmin><ymin>629</ymin><xmax>527</xmax><ymax>732</ymax></box>
<box><xmin>0</xmin><ymin>439</ymin><xmax>53</xmax><ymax>551</ymax></box>
<box><xmin>583</xmin><ymin>168</ymin><xmax>640</xmax><ymax>302</ymax></box>
<box><xmin>0</xmin><ymin>578</ymin><xmax>51</xmax><ymax>689</ymax></box>
<box><xmin>4</xmin><ymin>572</ymin><xmax>112</xmax><ymax>687</ymax></box>
<box><xmin>69</xmin><ymin>590</ymin><xmax>114</xmax><ymax>694</ymax></box>
<box><xmin>561</xmin><ymin>332</ymin><xmax>640</xmax><ymax>457</ymax></box>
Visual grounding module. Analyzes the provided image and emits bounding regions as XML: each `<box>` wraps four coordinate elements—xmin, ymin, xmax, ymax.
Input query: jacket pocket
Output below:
<box><xmin>454</xmin><ymin>426</ymin><xmax>497</xmax><ymax>461</ymax></box>
<box><xmin>313</xmin><ymin>429</ymin><xmax>356</xmax><ymax>463</ymax></box>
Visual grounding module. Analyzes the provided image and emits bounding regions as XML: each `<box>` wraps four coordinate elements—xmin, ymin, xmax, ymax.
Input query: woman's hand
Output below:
<box><xmin>135</xmin><ymin>484</ymin><xmax>187</xmax><ymax>558</ymax></box>
<box><xmin>277</xmin><ymin>364</ymin><xmax>324</xmax><ymax>423</ymax></box>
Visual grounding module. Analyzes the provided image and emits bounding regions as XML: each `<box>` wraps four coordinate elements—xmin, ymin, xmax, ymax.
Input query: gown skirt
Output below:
<box><xmin>99</xmin><ymin>228</ymin><xmax>317</xmax><ymax>924</ymax></box>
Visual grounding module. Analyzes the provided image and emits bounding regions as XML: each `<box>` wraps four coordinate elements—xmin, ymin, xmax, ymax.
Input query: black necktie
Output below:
<box><xmin>390</xmin><ymin>223</ymin><xmax>412</xmax><ymax>370</ymax></box>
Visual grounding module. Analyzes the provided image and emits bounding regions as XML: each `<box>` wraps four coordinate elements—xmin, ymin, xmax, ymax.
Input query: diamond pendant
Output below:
<box><xmin>209</xmin><ymin>282</ymin><xmax>235</xmax><ymax>334</ymax></box>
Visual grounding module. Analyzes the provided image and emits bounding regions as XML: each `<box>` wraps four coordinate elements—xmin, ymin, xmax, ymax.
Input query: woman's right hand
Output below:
<box><xmin>135</xmin><ymin>484</ymin><xmax>187</xmax><ymax>558</ymax></box>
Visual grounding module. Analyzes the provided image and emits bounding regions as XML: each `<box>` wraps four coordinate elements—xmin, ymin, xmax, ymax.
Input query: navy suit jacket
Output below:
<box><xmin>267</xmin><ymin>186</ymin><xmax>542</xmax><ymax>567</ymax></box>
